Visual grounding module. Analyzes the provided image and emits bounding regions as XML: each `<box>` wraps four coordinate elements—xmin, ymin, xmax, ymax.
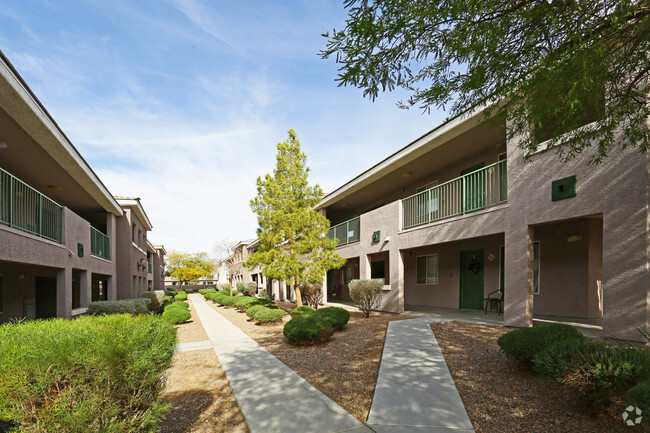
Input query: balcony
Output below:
<box><xmin>402</xmin><ymin>160</ymin><xmax>507</xmax><ymax>230</ymax></box>
<box><xmin>90</xmin><ymin>226</ymin><xmax>111</xmax><ymax>260</ymax></box>
<box><xmin>327</xmin><ymin>216</ymin><xmax>360</xmax><ymax>246</ymax></box>
<box><xmin>0</xmin><ymin>167</ymin><xmax>63</xmax><ymax>243</ymax></box>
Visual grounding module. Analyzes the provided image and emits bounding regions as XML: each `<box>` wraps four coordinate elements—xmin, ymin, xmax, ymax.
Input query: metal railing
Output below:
<box><xmin>90</xmin><ymin>226</ymin><xmax>111</xmax><ymax>260</ymax></box>
<box><xmin>327</xmin><ymin>216</ymin><xmax>360</xmax><ymax>246</ymax></box>
<box><xmin>402</xmin><ymin>159</ymin><xmax>507</xmax><ymax>230</ymax></box>
<box><xmin>0</xmin><ymin>167</ymin><xmax>63</xmax><ymax>242</ymax></box>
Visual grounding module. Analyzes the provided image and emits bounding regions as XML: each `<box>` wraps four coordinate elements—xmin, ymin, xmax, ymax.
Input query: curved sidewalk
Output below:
<box><xmin>189</xmin><ymin>294</ymin><xmax>373</xmax><ymax>433</ymax></box>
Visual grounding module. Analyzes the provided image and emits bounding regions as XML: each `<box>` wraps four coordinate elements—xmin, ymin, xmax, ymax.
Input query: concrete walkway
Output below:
<box><xmin>189</xmin><ymin>294</ymin><xmax>374</xmax><ymax>433</ymax></box>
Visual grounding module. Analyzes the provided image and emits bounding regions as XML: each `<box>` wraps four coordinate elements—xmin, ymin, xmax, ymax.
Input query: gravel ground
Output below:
<box><xmin>432</xmin><ymin>321</ymin><xmax>643</xmax><ymax>433</ymax></box>
<box><xmin>206</xmin><ymin>300</ymin><xmax>407</xmax><ymax>421</ymax></box>
<box><xmin>158</xmin><ymin>299</ymin><xmax>249</xmax><ymax>433</ymax></box>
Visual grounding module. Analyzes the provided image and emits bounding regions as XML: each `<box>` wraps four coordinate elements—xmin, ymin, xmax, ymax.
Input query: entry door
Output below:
<box><xmin>461</xmin><ymin>163</ymin><xmax>485</xmax><ymax>213</ymax></box>
<box><xmin>460</xmin><ymin>249</ymin><xmax>484</xmax><ymax>310</ymax></box>
<box><xmin>35</xmin><ymin>277</ymin><xmax>57</xmax><ymax>319</ymax></box>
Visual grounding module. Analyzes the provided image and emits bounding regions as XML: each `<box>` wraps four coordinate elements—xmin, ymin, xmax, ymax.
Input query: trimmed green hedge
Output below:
<box><xmin>174</xmin><ymin>291</ymin><xmax>188</xmax><ymax>301</ymax></box>
<box><xmin>199</xmin><ymin>288</ymin><xmax>216</xmax><ymax>295</ymax></box>
<box><xmin>0</xmin><ymin>314</ymin><xmax>175</xmax><ymax>432</ymax></box>
<box><xmin>315</xmin><ymin>307</ymin><xmax>350</xmax><ymax>331</ymax></box>
<box><xmin>497</xmin><ymin>324</ymin><xmax>584</xmax><ymax>363</ymax></box>
<box><xmin>220</xmin><ymin>296</ymin><xmax>237</xmax><ymax>306</ymax></box>
<box><xmin>246</xmin><ymin>305</ymin><xmax>267</xmax><ymax>319</ymax></box>
<box><xmin>162</xmin><ymin>302</ymin><xmax>191</xmax><ymax>324</ymax></box>
<box><xmin>284</xmin><ymin>314</ymin><xmax>334</xmax><ymax>344</ymax></box>
<box><xmin>87</xmin><ymin>298</ymin><xmax>151</xmax><ymax>315</ymax></box>
<box><xmin>252</xmin><ymin>308</ymin><xmax>285</xmax><ymax>324</ymax></box>
<box><xmin>290</xmin><ymin>305</ymin><xmax>316</xmax><ymax>317</ymax></box>
<box><xmin>233</xmin><ymin>296</ymin><xmax>254</xmax><ymax>309</ymax></box>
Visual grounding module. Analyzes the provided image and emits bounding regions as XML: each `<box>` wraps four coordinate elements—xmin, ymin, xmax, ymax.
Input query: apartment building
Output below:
<box><xmin>0</xmin><ymin>51</ymin><xmax>165</xmax><ymax>321</ymax></box>
<box><xmin>317</xmin><ymin>106</ymin><xmax>649</xmax><ymax>341</ymax></box>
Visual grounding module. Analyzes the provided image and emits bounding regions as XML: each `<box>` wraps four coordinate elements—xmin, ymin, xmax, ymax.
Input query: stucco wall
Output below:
<box><xmin>115</xmin><ymin>208</ymin><xmax>148</xmax><ymax>299</ymax></box>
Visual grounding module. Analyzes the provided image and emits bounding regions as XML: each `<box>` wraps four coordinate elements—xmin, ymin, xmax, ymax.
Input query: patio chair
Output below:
<box><xmin>483</xmin><ymin>289</ymin><xmax>503</xmax><ymax>315</ymax></box>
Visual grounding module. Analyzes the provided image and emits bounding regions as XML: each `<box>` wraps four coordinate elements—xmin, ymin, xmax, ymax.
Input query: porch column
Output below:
<box><xmin>360</xmin><ymin>254</ymin><xmax>371</xmax><ymax>280</ymax></box>
<box><xmin>56</xmin><ymin>267</ymin><xmax>72</xmax><ymax>318</ymax></box>
<box><xmin>321</xmin><ymin>272</ymin><xmax>328</xmax><ymax>304</ymax></box>
<box><xmin>504</xmin><ymin>225</ymin><xmax>534</xmax><ymax>328</ymax></box>
<box><xmin>107</xmin><ymin>275</ymin><xmax>117</xmax><ymax>301</ymax></box>
<box><xmin>384</xmin><ymin>248</ymin><xmax>405</xmax><ymax>313</ymax></box>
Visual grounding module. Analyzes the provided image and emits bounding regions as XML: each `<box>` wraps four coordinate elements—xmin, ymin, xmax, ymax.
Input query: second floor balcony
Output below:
<box><xmin>327</xmin><ymin>216</ymin><xmax>360</xmax><ymax>246</ymax></box>
<box><xmin>91</xmin><ymin>226</ymin><xmax>111</xmax><ymax>260</ymax></box>
<box><xmin>402</xmin><ymin>159</ymin><xmax>507</xmax><ymax>230</ymax></box>
<box><xmin>0</xmin><ymin>167</ymin><xmax>63</xmax><ymax>243</ymax></box>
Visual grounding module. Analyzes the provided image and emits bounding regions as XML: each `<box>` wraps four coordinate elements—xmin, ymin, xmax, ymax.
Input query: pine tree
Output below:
<box><xmin>244</xmin><ymin>129</ymin><xmax>345</xmax><ymax>306</ymax></box>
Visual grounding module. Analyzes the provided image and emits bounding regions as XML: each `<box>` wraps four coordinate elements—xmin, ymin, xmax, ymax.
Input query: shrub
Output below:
<box><xmin>259</xmin><ymin>289</ymin><xmax>276</xmax><ymax>304</ymax></box>
<box><xmin>174</xmin><ymin>291</ymin><xmax>188</xmax><ymax>301</ymax></box>
<box><xmin>0</xmin><ymin>314</ymin><xmax>175</xmax><ymax>432</ymax></box>
<box><xmin>242</xmin><ymin>298</ymin><xmax>262</xmax><ymax>311</ymax></box>
<box><xmin>172</xmin><ymin>301</ymin><xmax>189</xmax><ymax>308</ymax></box>
<box><xmin>220</xmin><ymin>296</ymin><xmax>237</xmax><ymax>306</ymax></box>
<box><xmin>217</xmin><ymin>283</ymin><xmax>231</xmax><ymax>292</ymax></box>
<box><xmin>300</xmin><ymin>282</ymin><xmax>323</xmax><ymax>308</ymax></box>
<box><xmin>164</xmin><ymin>295</ymin><xmax>173</xmax><ymax>304</ymax></box>
<box><xmin>349</xmin><ymin>279</ymin><xmax>384</xmax><ymax>317</ymax></box>
<box><xmin>497</xmin><ymin>324</ymin><xmax>585</xmax><ymax>363</ymax></box>
<box><xmin>236</xmin><ymin>281</ymin><xmax>258</xmax><ymax>296</ymax></box>
<box><xmin>283</xmin><ymin>314</ymin><xmax>334</xmax><ymax>344</ymax></box>
<box><xmin>162</xmin><ymin>307</ymin><xmax>191</xmax><ymax>324</ymax></box>
<box><xmin>164</xmin><ymin>290</ymin><xmax>176</xmax><ymax>297</ymax></box>
<box><xmin>532</xmin><ymin>338</ymin><xmax>602</xmax><ymax>380</ymax></box>
<box><xmin>315</xmin><ymin>307</ymin><xmax>350</xmax><ymax>331</ymax></box>
<box><xmin>141</xmin><ymin>290</ymin><xmax>165</xmax><ymax>310</ymax></box>
<box><xmin>199</xmin><ymin>288</ymin><xmax>216</xmax><ymax>295</ymax></box>
<box><xmin>628</xmin><ymin>380</ymin><xmax>650</xmax><ymax>425</ymax></box>
<box><xmin>87</xmin><ymin>298</ymin><xmax>151</xmax><ymax>316</ymax></box>
<box><xmin>252</xmin><ymin>308</ymin><xmax>286</xmax><ymax>324</ymax></box>
<box><xmin>290</xmin><ymin>305</ymin><xmax>316</xmax><ymax>317</ymax></box>
<box><xmin>233</xmin><ymin>296</ymin><xmax>254</xmax><ymax>309</ymax></box>
<box><xmin>212</xmin><ymin>294</ymin><xmax>229</xmax><ymax>304</ymax></box>
<box><xmin>246</xmin><ymin>305</ymin><xmax>267</xmax><ymax>319</ymax></box>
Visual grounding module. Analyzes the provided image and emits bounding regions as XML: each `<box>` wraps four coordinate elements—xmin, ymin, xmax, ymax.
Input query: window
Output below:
<box><xmin>416</xmin><ymin>254</ymin><xmax>438</xmax><ymax>284</ymax></box>
<box><xmin>533</xmin><ymin>241</ymin><xmax>540</xmax><ymax>294</ymax></box>
<box><xmin>371</xmin><ymin>260</ymin><xmax>387</xmax><ymax>284</ymax></box>
<box><xmin>132</xmin><ymin>224</ymin><xmax>136</xmax><ymax>243</ymax></box>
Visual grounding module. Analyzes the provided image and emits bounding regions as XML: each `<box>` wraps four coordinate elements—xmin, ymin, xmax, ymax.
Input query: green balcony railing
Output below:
<box><xmin>326</xmin><ymin>216</ymin><xmax>360</xmax><ymax>246</ymax></box>
<box><xmin>402</xmin><ymin>159</ymin><xmax>507</xmax><ymax>230</ymax></box>
<box><xmin>0</xmin><ymin>167</ymin><xmax>63</xmax><ymax>243</ymax></box>
<box><xmin>90</xmin><ymin>226</ymin><xmax>111</xmax><ymax>260</ymax></box>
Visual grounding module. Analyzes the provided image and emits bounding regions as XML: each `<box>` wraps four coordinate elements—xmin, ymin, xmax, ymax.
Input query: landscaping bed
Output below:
<box><xmin>432</xmin><ymin>322</ymin><xmax>640</xmax><ymax>433</ymax></box>
<box><xmin>207</xmin><ymin>301</ymin><xmax>408</xmax><ymax>421</ymax></box>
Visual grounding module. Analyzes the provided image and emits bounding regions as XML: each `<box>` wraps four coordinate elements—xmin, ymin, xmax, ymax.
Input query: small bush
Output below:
<box><xmin>217</xmin><ymin>283</ymin><xmax>231</xmax><ymax>292</ymax></box>
<box><xmin>164</xmin><ymin>290</ymin><xmax>176</xmax><ymax>297</ymax></box>
<box><xmin>315</xmin><ymin>307</ymin><xmax>350</xmax><ymax>331</ymax></box>
<box><xmin>233</xmin><ymin>296</ymin><xmax>254</xmax><ymax>309</ymax></box>
<box><xmin>290</xmin><ymin>305</ymin><xmax>316</xmax><ymax>317</ymax></box>
<box><xmin>253</xmin><ymin>308</ymin><xmax>286</xmax><ymax>324</ymax></box>
<box><xmin>349</xmin><ymin>279</ymin><xmax>384</xmax><ymax>317</ymax></box>
<box><xmin>142</xmin><ymin>290</ymin><xmax>165</xmax><ymax>310</ymax></box>
<box><xmin>172</xmin><ymin>301</ymin><xmax>189</xmax><ymax>308</ymax></box>
<box><xmin>236</xmin><ymin>281</ymin><xmax>258</xmax><ymax>296</ymax></box>
<box><xmin>246</xmin><ymin>305</ymin><xmax>267</xmax><ymax>319</ymax></box>
<box><xmin>300</xmin><ymin>282</ymin><xmax>323</xmax><ymax>308</ymax></box>
<box><xmin>199</xmin><ymin>288</ymin><xmax>216</xmax><ymax>295</ymax></box>
<box><xmin>628</xmin><ymin>380</ymin><xmax>650</xmax><ymax>425</ymax></box>
<box><xmin>532</xmin><ymin>338</ymin><xmax>602</xmax><ymax>379</ymax></box>
<box><xmin>162</xmin><ymin>307</ymin><xmax>191</xmax><ymax>324</ymax></box>
<box><xmin>497</xmin><ymin>324</ymin><xmax>585</xmax><ymax>363</ymax></box>
<box><xmin>164</xmin><ymin>295</ymin><xmax>173</xmax><ymax>304</ymax></box>
<box><xmin>283</xmin><ymin>314</ymin><xmax>334</xmax><ymax>344</ymax></box>
<box><xmin>259</xmin><ymin>289</ymin><xmax>275</xmax><ymax>304</ymax></box>
<box><xmin>174</xmin><ymin>291</ymin><xmax>188</xmax><ymax>301</ymax></box>
<box><xmin>0</xmin><ymin>314</ymin><xmax>175</xmax><ymax>432</ymax></box>
<box><xmin>220</xmin><ymin>296</ymin><xmax>237</xmax><ymax>306</ymax></box>
<box><xmin>243</xmin><ymin>298</ymin><xmax>262</xmax><ymax>311</ymax></box>
<box><xmin>87</xmin><ymin>298</ymin><xmax>151</xmax><ymax>316</ymax></box>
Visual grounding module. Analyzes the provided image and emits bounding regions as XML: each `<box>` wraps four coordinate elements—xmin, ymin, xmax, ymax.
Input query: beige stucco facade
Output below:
<box><xmin>317</xmin><ymin>107</ymin><xmax>649</xmax><ymax>341</ymax></box>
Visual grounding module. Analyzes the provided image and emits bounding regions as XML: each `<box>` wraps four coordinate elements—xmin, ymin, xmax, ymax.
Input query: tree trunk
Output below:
<box><xmin>294</xmin><ymin>278</ymin><xmax>303</xmax><ymax>306</ymax></box>
<box><xmin>178</xmin><ymin>280</ymin><xmax>184</xmax><ymax>292</ymax></box>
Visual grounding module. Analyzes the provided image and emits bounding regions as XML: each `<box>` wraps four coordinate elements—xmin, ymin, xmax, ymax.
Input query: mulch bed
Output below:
<box><xmin>432</xmin><ymin>321</ymin><xmax>641</xmax><ymax>433</ymax></box>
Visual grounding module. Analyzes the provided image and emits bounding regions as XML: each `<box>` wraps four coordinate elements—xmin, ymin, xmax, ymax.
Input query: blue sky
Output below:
<box><xmin>0</xmin><ymin>0</ymin><xmax>446</xmax><ymax>254</ymax></box>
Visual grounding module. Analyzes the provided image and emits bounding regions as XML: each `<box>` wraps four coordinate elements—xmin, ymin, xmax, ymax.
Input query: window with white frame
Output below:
<box><xmin>416</xmin><ymin>254</ymin><xmax>438</xmax><ymax>284</ymax></box>
<box><xmin>533</xmin><ymin>241</ymin><xmax>540</xmax><ymax>294</ymax></box>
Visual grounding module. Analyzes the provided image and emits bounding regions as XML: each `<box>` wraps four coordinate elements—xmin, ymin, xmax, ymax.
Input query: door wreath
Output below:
<box><xmin>468</xmin><ymin>257</ymin><xmax>481</xmax><ymax>274</ymax></box>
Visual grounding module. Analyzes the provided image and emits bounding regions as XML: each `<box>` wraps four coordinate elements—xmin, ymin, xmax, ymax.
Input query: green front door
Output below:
<box><xmin>460</xmin><ymin>249</ymin><xmax>484</xmax><ymax>310</ymax></box>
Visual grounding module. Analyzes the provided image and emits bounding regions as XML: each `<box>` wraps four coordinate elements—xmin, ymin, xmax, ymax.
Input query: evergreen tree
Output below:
<box><xmin>245</xmin><ymin>129</ymin><xmax>345</xmax><ymax>306</ymax></box>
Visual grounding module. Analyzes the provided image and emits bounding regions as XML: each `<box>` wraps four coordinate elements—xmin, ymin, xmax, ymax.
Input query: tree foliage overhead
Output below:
<box><xmin>322</xmin><ymin>0</ymin><xmax>650</xmax><ymax>163</ymax></box>
<box><xmin>244</xmin><ymin>129</ymin><xmax>345</xmax><ymax>306</ymax></box>
<box><xmin>165</xmin><ymin>251</ymin><xmax>215</xmax><ymax>289</ymax></box>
